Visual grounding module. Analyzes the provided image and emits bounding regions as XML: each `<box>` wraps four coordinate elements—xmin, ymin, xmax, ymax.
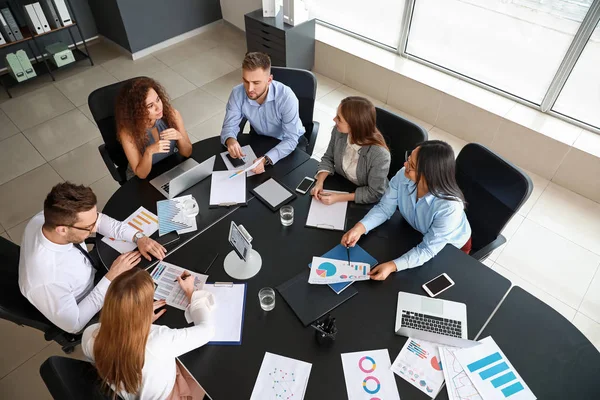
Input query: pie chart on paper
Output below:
<box><xmin>316</xmin><ymin>262</ymin><xmax>337</xmax><ymax>277</ymax></box>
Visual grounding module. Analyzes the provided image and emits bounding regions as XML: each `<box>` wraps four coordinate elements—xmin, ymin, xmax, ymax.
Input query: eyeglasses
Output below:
<box><xmin>66</xmin><ymin>212</ymin><xmax>99</xmax><ymax>233</ymax></box>
<box><xmin>405</xmin><ymin>150</ymin><xmax>415</xmax><ymax>173</ymax></box>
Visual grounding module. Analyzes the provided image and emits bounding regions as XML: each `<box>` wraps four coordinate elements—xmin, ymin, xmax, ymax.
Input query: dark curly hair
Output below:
<box><xmin>115</xmin><ymin>77</ymin><xmax>177</xmax><ymax>155</ymax></box>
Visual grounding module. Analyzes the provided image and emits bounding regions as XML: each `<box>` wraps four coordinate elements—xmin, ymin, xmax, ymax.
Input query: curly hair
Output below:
<box><xmin>115</xmin><ymin>77</ymin><xmax>176</xmax><ymax>155</ymax></box>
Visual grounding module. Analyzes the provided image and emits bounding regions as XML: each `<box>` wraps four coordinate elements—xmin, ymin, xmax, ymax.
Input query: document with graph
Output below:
<box><xmin>391</xmin><ymin>338</ymin><xmax>446</xmax><ymax>398</ymax></box>
<box><xmin>151</xmin><ymin>261</ymin><xmax>208</xmax><ymax>310</ymax></box>
<box><xmin>101</xmin><ymin>207</ymin><xmax>158</xmax><ymax>253</ymax></box>
<box><xmin>439</xmin><ymin>346</ymin><xmax>482</xmax><ymax>400</ymax></box>
<box><xmin>308</xmin><ymin>256</ymin><xmax>370</xmax><ymax>285</ymax></box>
<box><xmin>454</xmin><ymin>337</ymin><xmax>536</xmax><ymax>400</ymax></box>
<box><xmin>157</xmin><ymin>195</ymin><xmax>197</xmax><ymax>235</ymax></box>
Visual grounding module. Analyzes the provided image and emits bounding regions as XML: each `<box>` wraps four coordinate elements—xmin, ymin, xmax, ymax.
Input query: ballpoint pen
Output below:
<box><xmin>228</xmin><ymin>157</ymin><xmax>264</xmax><ymax>178</ymax></box>
<box><xmin>347</xmin><ymin>246</ymin><xmax>351</xmax><ymax>266</ymax></box>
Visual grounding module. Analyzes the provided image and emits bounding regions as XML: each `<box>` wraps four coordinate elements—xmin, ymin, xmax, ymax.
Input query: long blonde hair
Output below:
<box><xmin>94</xmin><ymin>268</ymin><xmax>154</xmax><ymax>397</ymax></box>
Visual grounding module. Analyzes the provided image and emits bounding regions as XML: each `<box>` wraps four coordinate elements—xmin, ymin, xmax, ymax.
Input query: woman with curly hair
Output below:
<box><xmin>116</xmin><ymin>77</ymin><xmax>193</xmax><ymax>179</ymax></box>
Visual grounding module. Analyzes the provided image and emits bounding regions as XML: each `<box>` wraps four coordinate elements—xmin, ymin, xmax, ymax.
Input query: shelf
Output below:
<box><xmin>46</xmin><ymin>47</ymin><xmax>89</xmax><ymax>73</ymax></box>
<box><xmin>32</xmin><ymin>22</ymin><xmax>77</xmax><ymax>39</ymax></box>
<box><xmin>0</xmin><ymin>22</ymin><xmax>78</xmax><ymax>50</ymax></box>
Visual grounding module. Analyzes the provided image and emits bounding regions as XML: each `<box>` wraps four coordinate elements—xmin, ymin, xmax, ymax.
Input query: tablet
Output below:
<box><xmin>251</xmin><ymin>178</ymin><xmax>297</xmax><ymax>211</ymax></box>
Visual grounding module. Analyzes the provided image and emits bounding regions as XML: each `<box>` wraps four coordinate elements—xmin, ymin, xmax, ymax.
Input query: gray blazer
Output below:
<box><xmin>317</xmin><ymin>127</ymin><xmax>391</xmax><ymax>204</ymax></box>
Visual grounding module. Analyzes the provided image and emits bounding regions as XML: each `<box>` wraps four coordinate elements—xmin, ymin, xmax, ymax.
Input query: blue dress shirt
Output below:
<box><xmin>360</xmin><ymin>168</ymin><xmax>471</xmax><ymax>271</ymax></box>
<box><xmin>220</xmin><ymin>80</ymin><xmax>305</xmax><ymax>164</ymax></box>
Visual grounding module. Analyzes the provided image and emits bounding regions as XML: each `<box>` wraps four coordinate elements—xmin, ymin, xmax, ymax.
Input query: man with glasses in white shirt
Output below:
<box><xmin>18</xmin><ymin>182</ymin><xmax>167</xmax><ymax>334</ymax></box>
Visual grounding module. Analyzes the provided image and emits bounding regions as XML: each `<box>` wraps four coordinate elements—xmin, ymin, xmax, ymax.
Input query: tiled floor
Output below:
<box><xmin>0</xmin><ymin>21</ymin><xmax>599</xmax><ymax>398</ymax></box>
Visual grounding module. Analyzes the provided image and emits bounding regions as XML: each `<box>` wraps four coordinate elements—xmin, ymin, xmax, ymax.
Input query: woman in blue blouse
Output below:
<box><xmin>341</xmin><ymin>140</ymin><xmax>472</xmax><ymax>280</ymax></box>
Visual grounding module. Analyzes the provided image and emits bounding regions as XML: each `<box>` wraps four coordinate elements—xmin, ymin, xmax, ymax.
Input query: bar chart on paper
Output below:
<box><xmin>101</xmin><ymin>207</ymin><xmax>159</xmax><ymax>253</ymax></box>
<box><xmin>308</xmin><ymin>257</ymin><xmax>371</xmax><ymax>285</ymax></box>
<box><xmin>455</xmin><ymin>337</ymin><xmax>536</xmax><ymax>400</ymax></box>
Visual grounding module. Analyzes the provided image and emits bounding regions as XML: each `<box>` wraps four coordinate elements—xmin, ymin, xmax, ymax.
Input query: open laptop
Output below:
<box><xmin>395</xmin><ymin>291</ymin><xmax>476</xmax><ymax>348</ymax></box>
<box><xmin>150</xmin><ymin>155</ymin><xmax>216</xmax><ymax>198</ymax></box>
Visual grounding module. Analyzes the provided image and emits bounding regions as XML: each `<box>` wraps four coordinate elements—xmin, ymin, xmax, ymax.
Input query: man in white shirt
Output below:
<box><xmin>18</xmin><ymin>182</ymin><xmax>167</xmax><ymax>334</ymax></box>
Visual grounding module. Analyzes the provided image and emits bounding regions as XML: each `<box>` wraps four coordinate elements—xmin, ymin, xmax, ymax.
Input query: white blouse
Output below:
<box><xmin>341</xmin><ymin>135</ymin><xmax>362</xmax><ymax>185</ymax></box>
<box><xmin>82</xmin><ymin>290</ymin><xmax>216</xmax><ymax>400</ymax></box>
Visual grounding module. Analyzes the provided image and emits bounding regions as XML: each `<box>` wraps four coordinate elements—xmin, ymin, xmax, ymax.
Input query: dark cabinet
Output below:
<box><xmin>244</xmin><ymin>9</ymin><xmax>315</xmax><ymax>70</ymax></box>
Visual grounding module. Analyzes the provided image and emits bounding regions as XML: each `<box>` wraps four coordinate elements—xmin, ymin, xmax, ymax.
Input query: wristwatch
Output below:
<box><xmin>133</xmin><ymin>231</ymin><xmax>145</xmax><ymax>244</ymax></box>
<box><xmin>263</xmin><ymin>155</ymin><xmax>273</xmax><ymax>166</ymax></box>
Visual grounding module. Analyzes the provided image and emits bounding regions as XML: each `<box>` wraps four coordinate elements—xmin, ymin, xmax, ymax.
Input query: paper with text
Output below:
<box><xmin>151</xmin><ymin>261</ymin><xmax>208</xmax><ymax>310</ymax></box>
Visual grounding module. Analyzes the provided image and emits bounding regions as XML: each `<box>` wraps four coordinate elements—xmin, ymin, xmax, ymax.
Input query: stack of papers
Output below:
<box><xmin>101</xmin><ymin>207</ymin><xmax>158</xmax><ymax>253</ymax></box>
<box><xmin>156</xmin><ymin>195</ymin><xmax>197</xmax><ymax>235</ymax></box>
<box><xmin>250</xmin><ymin>353</ymin><xmax>312</xmax><ymax>400</ymax></box>
<box><xmin>151</xmin><ymin>261</ymin><xmax>208</xmax><ymax>310</ymax></box>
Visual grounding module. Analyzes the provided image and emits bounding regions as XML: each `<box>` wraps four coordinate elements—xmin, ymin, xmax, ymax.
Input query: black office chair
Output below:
<box><xmin>89</xmin><ymin>78</ymin><xmax>145</xmax><ymax>186</ymax></box>
<box><xmin>455</xmin><ymin>143</ymin><xmax>533</xmax><ymax>261</ymax></box>
<box><xmin>40</xmin><ymin>356</ymin><xmax>114</xmax><ymax>400</ymax></box>
<box><xmin>375</xmin><ymin>107</ymin><xmax>428</xmax><ymax>179</ymax></box>
<box><xmin>241</xmin><ymin>66</ymin><xmax>320</xmax><ymax>156</ymax></box>
<box><xmin>0</xmin><ymin>237</ymin><xmax>81</xmax><ymax>354</ymax></box>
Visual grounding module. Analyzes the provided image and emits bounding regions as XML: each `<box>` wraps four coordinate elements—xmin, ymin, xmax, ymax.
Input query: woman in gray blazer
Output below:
<box><xmin>312</xmin><ymin>96</ymin><xmax>391</xmax><ymax>204</ymax></box>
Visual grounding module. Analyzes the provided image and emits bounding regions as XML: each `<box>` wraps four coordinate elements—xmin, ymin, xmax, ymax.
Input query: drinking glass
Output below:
<box><xmin>280</xmin><ymin>205</ymin><xmax>294</xmax><ymax>226</ymax></box>
<box><xmin>259</xmin><ymin>287</ymin><xmax>276</xmax><ymax>311</ymax></box>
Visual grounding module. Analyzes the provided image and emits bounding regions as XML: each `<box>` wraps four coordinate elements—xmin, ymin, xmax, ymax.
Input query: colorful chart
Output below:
<box><xmin>268</xmin><ymin>368</ymin><xmax>296</xmax><ymax>399</ymax></box>
<box><xmin>316</xmin><ymin>262</ymin><xmax>337</xmax><ymax>277</ymax></box>
<box><xmin>407</xmin><ymin>340</ymin><xmax>429</xmax><ymax>359</ymax></box>
<box><xmin>431</xmin><ymin>356</ymin><xmax>442</xmax><ymax>371</ymax></box>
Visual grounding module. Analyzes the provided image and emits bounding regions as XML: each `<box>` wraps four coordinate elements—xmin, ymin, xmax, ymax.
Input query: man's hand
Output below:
<box><xmin>368</xmin><ymin>261</ymin><xmax>397</xmax><ymax>281</ymax></box>
<box><xmin>251</xmin><ymin>158</ymin><xmax>266</xmax><ymax>174</ymax></box>
<box><xmin>137</xmin><ymin>236</ymin><xmax>167</xmax><ymax>261</ymax></box>
<box><xmin>152</xmin><ymin>299</ymin><xmax>167</xmax><ymax>322</ymax></box>
<box><xmin>105</xmin><ymin>251</ymin><xmax>142</xmax><ymax>281</ymax></box>
<box><xmin>226</xmin><ymin>138</ymin><xmax>245</xmax><ymax>159</ymax></box>
<box><xmin>341</xmin><ymin>223</ymin><xmax>367</xmax><ymax>248</ymax></box>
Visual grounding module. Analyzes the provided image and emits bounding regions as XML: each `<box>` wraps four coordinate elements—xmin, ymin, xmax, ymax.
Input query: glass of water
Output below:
<box><xmin>259</xmin><ymin>287</ymin><xmax>275</xmax><ymax>311</ymax></box>
<box><xmin>280</xmin><ymin>205</ymin><xmax>294</xmax><ymax>226</ymax></box>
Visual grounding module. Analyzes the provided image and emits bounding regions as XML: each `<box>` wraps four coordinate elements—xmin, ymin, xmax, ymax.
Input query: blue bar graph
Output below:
<box><xmin>467</xmin><ymin>352</ymin><xmax>502</xmax><ymax>372</ymax></box>
<box><xmin>501</xmin><ymin>382</ymin><xmax>524</xmax><ymax>397</ymax></box>
<box><xmin>480</xmin><ymin>362</ymin><xmax>509</xmax><ymax>380</ymax></box>
<box><xmin>492</xmin><ymin>372</ymin><xmax>516</xmax><ymax>388</ymax></box>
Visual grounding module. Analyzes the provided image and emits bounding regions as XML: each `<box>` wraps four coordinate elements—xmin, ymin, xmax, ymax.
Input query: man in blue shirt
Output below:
<box><xmin>220</xmin><ymin>52</ymin><xmax>305</xmax><ymax>174</ymax></box>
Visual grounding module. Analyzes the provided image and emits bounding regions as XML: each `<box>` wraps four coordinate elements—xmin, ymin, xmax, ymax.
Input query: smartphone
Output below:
<box><xmin>296</xmin><ymin>177</ymin><xmax>315</xmax><ymax>194</ymax></box>
<box><xmin>226</xmin><ymin>153</ymin><xmax>246</xmax><ymax>168</ymax></box>
<box><xmin>156</xmin><ymin>232</ymin><xmax>180</xmax><ymax>247</ymax></box>
<box><xmin>422</xmin><ymin>273</ymin><xmax>455</xmax><ymax>297</ymax></box>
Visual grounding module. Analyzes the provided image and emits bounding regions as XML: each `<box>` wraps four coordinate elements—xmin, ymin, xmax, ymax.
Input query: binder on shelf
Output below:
<box><xmin>6</xmin><ymin>53</ymin><xmax>27</xmax><ymax>82</ymax></box>
<box><xmin>51</xmin><ymin>0</ymin><xmax>72</xmax><ymax>26</ymax></box>
<box><xmin>1</xmin><ymin>8</ymin><xmax>24</xmax><ymax>40</ymax></box>
<box><xmin>0</xmin><ymin>13</ymin><xmax>13</xmax><ymax>42</ymax></box>
<box><xmin>33</xmin><ymin>3</ymin><xmax>51</xmax><ymax>33</ymax></box>
<box><xmin>0</xmin><ymin>31</ymin><xmax>6</xmax><ymax>45</ymax></box>
<box><xmin>16</xmin><ymin>49</ymin><xmax>36</xmax><ymax>79</ymax></box>
<box><xmin>40</xmin><ymin>0</ymin><xmax>61</xmax><ymax>29</ymax></box>
<box><xmin>25</xmin><ymin>4</ymin><xmax>44</xmax><ymax>35</ymax></box>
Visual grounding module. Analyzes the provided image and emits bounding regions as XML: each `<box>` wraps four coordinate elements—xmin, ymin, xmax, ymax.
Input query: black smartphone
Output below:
<box><xmin>156</xmin><ymin>232</ymin><xmax>180</xmax><ymax>247</ymax></box>
<box><xmin>226</xmin><ymin>153</ymin><xmax>246</xmax><ymax>168</ymax></box>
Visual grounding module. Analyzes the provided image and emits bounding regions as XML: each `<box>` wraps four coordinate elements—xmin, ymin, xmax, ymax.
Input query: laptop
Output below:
<box><xmin>150</xmin><ymin>155</ymin><xmax>216</xmax><ymax>198</ymax></box>
<box><xmin>394</xmin><ymin>291</ymin><xmax>475</xmax><ymax>348</ymax></box>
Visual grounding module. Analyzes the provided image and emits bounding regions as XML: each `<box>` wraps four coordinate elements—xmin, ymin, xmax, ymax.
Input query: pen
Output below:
<box><xmin>310</xmin><ymin>324</ymin><xmax>328</xmax><ymax>335</ymax></box>
<box><xmin>174</xmin><ymin>271</ymin><xmax>191</xmax><ymax>282</ymax></box>
<box><xmin>347</xmin><ymin>246</ymin><xmax>351</xmax><ymax>266</ymax></box>
<box><xmin>229</xmin><ymin>157</ymin><xmax>264</xmax><ymax>178</ymax></box>
<box><xmin>204</xmin><ymin>253</ymin><xmax>219</xmax><ymax>274</ymax></box>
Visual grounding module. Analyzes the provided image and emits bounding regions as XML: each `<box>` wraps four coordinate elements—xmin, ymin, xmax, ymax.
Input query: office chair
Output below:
<box><xmin>375</xmin><ymin>107</ymin><xmax>428</xmax><ymax>179</ymax></box>
<box><xmin>40</xmin><ymin>356</ymin><xmax>114</xmax><ymax>400</ymax></box>
<box><xmin>455</xmin><ymin>143</ymin><xmax>533</xmax><ymax>261</ymax></box>
<box><xmin>239</xmin><ymin>66</ymin><xmax>320</xmax><ymax>156</ymax></box>
<box><xmin>0</xmin><ymin>236</ymin><xmax>81</xmax><ymax>354</ymax></box>
<box><xmin>89</xmin><ymin>78</ymin><xmax>144</xmax><ymax>185</ymax></box>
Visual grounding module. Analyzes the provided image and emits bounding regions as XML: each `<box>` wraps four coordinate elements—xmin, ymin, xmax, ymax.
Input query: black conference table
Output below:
<box><xmin>123</xmin><ymin>154</ymin><xmax>511</xmax><ymax>400</ymax></box>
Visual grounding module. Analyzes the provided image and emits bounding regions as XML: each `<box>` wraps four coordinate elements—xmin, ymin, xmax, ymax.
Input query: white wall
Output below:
<box><xmin>220</xmin><ymin>0</ymin><xmax>262</xmax><ymax>30</ymax></box>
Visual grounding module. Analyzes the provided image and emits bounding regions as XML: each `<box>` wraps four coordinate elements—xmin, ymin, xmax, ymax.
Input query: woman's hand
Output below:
<box><xmin>147</xmin><ymin>139</ymin><xmax>171</xmax><ymax>156</ymax></box>
<box><xmin>159</xmin><ymin>128</ymin><xmax>183</xmax><ymax>141</ymax></box>
<box><xmin>152</xmin><ymin>299</ymin><xmax>167</xmax><ymax>322</ymax></box>
<box><xmin>341</xmin><ymin>223</ymin><xmax>367</xmax><ymax>248</ymax></box>
<box><xmin>319</xmin><ymin>192</ymin><xmax>343</xmax><ymax>205</ymax></box>
<box><xmin>176</xmin><ymin>272</ymin><xmax>195</xmax><ymax>302</ymax></box>
<box><xmin>368</xmin><ymin>261</ymin><xmax>397</xmax><ymax>281</ymax></box>
<box><xmin>311</xmin><ymin>181</ymin><xmax>324</xmax><ymax>200</ymax></box>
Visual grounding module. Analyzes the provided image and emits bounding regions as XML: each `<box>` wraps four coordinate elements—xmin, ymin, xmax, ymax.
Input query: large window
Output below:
<box><xmin>306</xmin><ymin>0</ymin><xmax>406</xmax><ymax>49</ymax></box>
<box><xmin>405</xmin><ymin>0</ymin><xmax>592</xmax><ymax>104</ymax></box>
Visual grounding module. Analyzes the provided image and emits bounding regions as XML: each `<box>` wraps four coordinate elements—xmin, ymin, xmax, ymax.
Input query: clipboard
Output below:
<box><xmin>251</xmin><ymin>177</ymin><xmax>297</xmax><ymax>212</ymax></box>
<box><xmin>209</xmin><ymin>170</ymin><xmax>248</xmax><ymax>208</ymax></box>
<box><xmin>305</xmin><ymin>191</ymin><xmax>349</xmax><ymax>231</ymax></box>
<box><xmin>204</xmin><ymin>282</ymin><xmax>247</xmax><ymax>345</ymax></box>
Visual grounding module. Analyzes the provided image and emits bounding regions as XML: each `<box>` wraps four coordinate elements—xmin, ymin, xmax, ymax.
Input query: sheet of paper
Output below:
<box><xmin>308</xmin><ymin>256</ymin><xmax>370</xmax><ymax>285</ymax></box>
<box><xmin>210</xmin><ymin>170</ymin><xmax>246</xmax><ymax>206</ymax></box>
<box><xmin>203</xmin><ymin>283</ymin><xmax>246</xmax><ymax>344</ymax></box>
<box><xmin>250</xmin><ymin>352</ymin><xmax>312</xmax><ymax>400</ymax></box>
<box><xmin>151</xmin><ymin>261</ymin><xmax>208</xmax><ymax>310</ymax></box>
<box><xmin>341</xmin><ymin>349</ymin><xmax>400</xmax><ymax>400</ymax></box>
<box><xmin>220</xmin><ymin>145</ymin><xmax>258</xmax><ymax>177</ymax></box>
<box><xmin>455</xmin><ymin>337</ymin><xmax>536</xmax><ymax>400</ymax></box>
<box><xmin>391</xmin><ymin>338</ymin><xmax>445</xmax><ymax>398</ymax></box>
<box><xmin>101</xmin><ymin>207</ymin><xmax>158</xmax><ymax>253</ymax></box>
<box><xmin>157</xmin><ymin>195</ymin><xmax>197</xmax><ymax>236</ymax></box>
<box><xmin>439</xmin><ymin>346</ymin><xmax>482</xmax><ymax>400</ymax></box>
<box><xmin>305</xmin><ymin>191</ymin><xmax>348</xmax><ymax>231</ymax></box>
<box><xmin>253</xmin><ymin>178</ymin><xmax>293</xmax><ymax>207</ymax></box>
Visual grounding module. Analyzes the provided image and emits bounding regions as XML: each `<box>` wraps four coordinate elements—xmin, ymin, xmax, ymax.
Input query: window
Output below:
<box><xmin>405</xmin><ymin>0</ymin><xmax>592</xmax><ymax>104</ymax></box>
<box><xmin>553</xmin><ymin>22</ymin><xmax>600</xmax><ymax>129</ymax></box>
<box><xmin>306</xmin><ymin>0</ymin><xmax>406</xmax><ymax>49</ymax></box>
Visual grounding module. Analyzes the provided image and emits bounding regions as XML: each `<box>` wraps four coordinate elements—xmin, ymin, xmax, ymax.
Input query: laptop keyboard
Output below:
<box><xmin>161</xmin><ymin>182</ymin><xmax>170</xmax><ymax>193</ymax></box>
<box><xmin>401</xmin><ymin>310</ymin><xmax>462</xmax><ymax>338</ymax></box>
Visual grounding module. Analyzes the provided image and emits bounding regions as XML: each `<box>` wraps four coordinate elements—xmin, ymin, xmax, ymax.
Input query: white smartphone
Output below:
<box><xmin>296</xmin><ymin>177</ymin><xmax>315</xmax><ymax>194</ymax></box>
<box><xmin>422</xmin><ymin>273</ymin><xmax>455</xmax><ymax>297</ymax></box>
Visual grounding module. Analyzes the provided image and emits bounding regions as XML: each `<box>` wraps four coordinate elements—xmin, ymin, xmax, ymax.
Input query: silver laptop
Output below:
<box><xmin>395</xmin><ymin>291</ymin><xmax>476</xmax><ymax>348</ymax></box>
<box><xmin>150</xmin><ymin>155</ymin><xmax>216</xmax><ymax>198</ymax></box>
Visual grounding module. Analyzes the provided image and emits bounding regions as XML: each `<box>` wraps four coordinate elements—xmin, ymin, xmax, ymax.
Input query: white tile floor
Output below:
<box><xmin>0</xmin><ymin>21</ymin><xmax>599</xmax><ymax>398</ymax></box>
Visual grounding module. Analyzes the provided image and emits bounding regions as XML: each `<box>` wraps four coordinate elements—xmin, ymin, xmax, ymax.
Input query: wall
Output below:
<box><xmin>0</xmin><ymin>0</ymin><xmax>98</xmax><ymax>59</ymax></box>
<box><xmin>219</xmin><ymin>0</ymin><xmax>261</xmax><ymax>31</ymax></box>
<box><xmin>87</xmin><ymin>0</ymin><xmax>129</xmax><ymax>51</ymax></box>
